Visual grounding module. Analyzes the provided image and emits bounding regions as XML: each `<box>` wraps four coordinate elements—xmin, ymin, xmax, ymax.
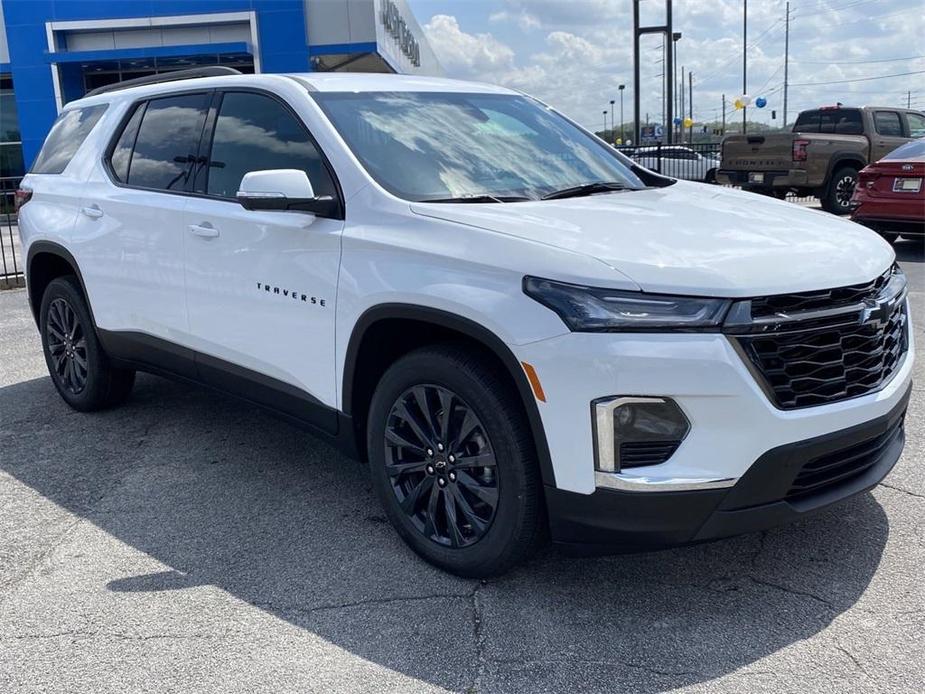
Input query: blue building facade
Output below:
<box><xmin>0</xmin><ymin>0</ymin><xmax>439</xmax><ymax>176</ymax></box>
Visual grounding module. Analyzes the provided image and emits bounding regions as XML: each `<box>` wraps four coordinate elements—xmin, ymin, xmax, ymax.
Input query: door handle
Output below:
<box><xmin>188</xmin><ymin>223</ymin><xmax>220</xmax><ymax>239</ymax></box>
<box><xmin>81</xmin><ymin>205</ymin><xmax>104</xmax><ymax>219</ymax></box>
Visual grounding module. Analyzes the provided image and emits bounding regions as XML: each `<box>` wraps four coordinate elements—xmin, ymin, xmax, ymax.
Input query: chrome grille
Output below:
<box><xmin>726</xmin><ymin>267</ymin><xmax>909</xmax><ymax>410</ymax></box>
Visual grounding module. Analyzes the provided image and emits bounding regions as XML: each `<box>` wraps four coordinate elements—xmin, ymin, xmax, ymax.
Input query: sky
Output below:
<box><xmin>406</xmin><ymin>0</ymin><xmax>925</xmax><ymax>131</ymax></box>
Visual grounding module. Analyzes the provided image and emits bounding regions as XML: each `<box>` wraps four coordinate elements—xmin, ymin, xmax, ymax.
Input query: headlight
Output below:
<box><xmin>523</xmin><ymin>276</ymin><xmax>731</xmax><ymax>331</ymax></box>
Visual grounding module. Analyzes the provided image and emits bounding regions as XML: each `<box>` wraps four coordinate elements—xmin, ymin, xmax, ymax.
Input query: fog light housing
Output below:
<box><xmin>592</xmin><ymin>397</ymin><xmax>690</xmax><ymax>472</ymax></box>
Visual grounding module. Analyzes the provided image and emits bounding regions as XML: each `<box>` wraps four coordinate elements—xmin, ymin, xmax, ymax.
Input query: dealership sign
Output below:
<box><xmin>381</xmin><ymin>0</ymin><xmax>421</xmax><ymax>67</ymax></box>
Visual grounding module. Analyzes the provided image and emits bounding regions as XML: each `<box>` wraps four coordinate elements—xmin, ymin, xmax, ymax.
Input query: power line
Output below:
<box><xmin>795</xmin><ymin>54</ymin><xmax>925</xmax><ymax>64</ymax></box>
<box><xmin>788</xmin><ymin>69</ymin><xmax>925</xmax><ymax>86</ymax></box>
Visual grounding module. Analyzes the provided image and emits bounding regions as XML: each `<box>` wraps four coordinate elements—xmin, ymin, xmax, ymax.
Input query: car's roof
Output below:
<box><xmin>69</xmin><ymin>72</ymin><xmax>519</xmax><ymax>108</ymax></box>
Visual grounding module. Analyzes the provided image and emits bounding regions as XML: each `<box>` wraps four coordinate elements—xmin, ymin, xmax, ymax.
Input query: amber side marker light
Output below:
<box><xmin>521</xmin><ymin>361</ymin><xmax>547</xmax><ymax>402</ymax></box>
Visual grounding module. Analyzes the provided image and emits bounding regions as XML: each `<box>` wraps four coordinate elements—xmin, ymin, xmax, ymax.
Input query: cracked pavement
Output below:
<box><xmin>0</xmin><ymin>240</ymin><xmax>923</xmax><ymax>693</ymax></box>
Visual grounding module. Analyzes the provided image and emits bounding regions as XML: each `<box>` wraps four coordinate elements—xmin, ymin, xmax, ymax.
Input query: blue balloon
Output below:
<box><xmin>755</xmin><ymin>97</ymin><xmax>767</xmax><ymax>108</ymax></box>
<box><xmin>673</xmin><ymin>116</ymin><xmax>683</xmax><ymax>125</ymax></box>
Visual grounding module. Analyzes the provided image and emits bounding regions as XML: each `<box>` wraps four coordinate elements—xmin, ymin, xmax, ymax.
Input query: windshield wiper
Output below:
<box><xmin>541</xmin><ymin>182</ymin><xmax>627</xmax><ymax>200</ymax></box>
<box><xmin>423</xmin><ymin>194</ymin><xmax>532</xmax><ymax>203</ymax></box>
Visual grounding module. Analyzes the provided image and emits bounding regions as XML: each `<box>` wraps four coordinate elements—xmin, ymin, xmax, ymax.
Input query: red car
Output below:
<box><xmin>850</xmin><ymin>138</ymin><xmax>925</xmax><ymax>244</ymax></box>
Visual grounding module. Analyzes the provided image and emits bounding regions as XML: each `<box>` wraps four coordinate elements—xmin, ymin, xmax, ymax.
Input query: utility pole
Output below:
<box><xmin>722</xmin><ymin>94</ymin><xmax>726</xmax><ymax>135</ymax></box>
<box><xmin>783</xmin><ymin>1</ymin><xmax>790</xmax><ymax>128</ymax></box>
<box><xmin>610</xmin><ymin>99</ymin><xmax>615</xmax><ymax>143</ymax></box>
<box><xmin>689</xmin><ymin>71</ymin><xmax>693</xmax><ymax>143</ymax></box>
<box><xmin>743</xmin><ymin>0</ymin><xmax>748</xmax><ymax>133</ymax></box>
<box><xmin>680</xmin><ymin>65</ymin><xmax>685</xmax><ymax>143</ymax></box>
<box><xmin>908</xmin><ymin>91</ymin><xmax>912</xmax><ymax>108</ymax></box>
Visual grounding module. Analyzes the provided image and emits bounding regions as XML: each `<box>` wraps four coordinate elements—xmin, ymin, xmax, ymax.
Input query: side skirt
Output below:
<box><xmin>97</xmin><ymin>329</ymin><xmax>359</xmax><ymax>458</ymax></box>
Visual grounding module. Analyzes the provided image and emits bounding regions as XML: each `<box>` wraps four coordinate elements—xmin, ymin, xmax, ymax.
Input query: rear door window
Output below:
<box><xmin>125</xmin><ymin>93</ymin><xmax>210</xmax><ymax>191</ymax></box>
<box><xmin>874</xmin><ymin>111</ymin><xmax>903</xmax><ymax>137</ymax></box>
<box><xmin>903</xmin><ymin>112</ymin><xmax>925</xmax><ymax>138</ymax></box>
<box><xmin>31</xmin><ymin>104</ymin><xmax>108</xmax><ymax>174</ymax></box>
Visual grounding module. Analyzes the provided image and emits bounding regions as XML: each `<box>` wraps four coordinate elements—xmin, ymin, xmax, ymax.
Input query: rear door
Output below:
<box><xmin>182</xmin><ymin>90</ymin><xmax>344</xmax><ymax>426</ymax></box>
<box><xmin>870</xmin><ymin>110</ymin><xmax>908</xmax><ymax>161</ymax></box>
<box><xmin>76</xmin><ymin>92</ymin><xmax>210</xmax><ymax>354</ymax></box>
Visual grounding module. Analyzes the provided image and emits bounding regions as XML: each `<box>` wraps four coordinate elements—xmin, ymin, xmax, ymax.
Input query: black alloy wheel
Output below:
<box><xmin>45</xmin><ymin>297</ymin><xmax>89</xmax><ymax>395</ymax></box>
<box><xmin>367</xmin><ymin>345</ymin><xmax>544</xmax><ymax>577</ymax></box>
<box><xmin>384</xmin><ymin>384</ymin><xmax>499</xmax><ymax>548</ymax></box>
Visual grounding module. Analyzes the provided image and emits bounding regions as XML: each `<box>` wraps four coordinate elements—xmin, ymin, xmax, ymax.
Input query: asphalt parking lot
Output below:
<box><xmin>0</xmin><ymin>240</ymin><xmax>922</xmax><ymax>694</ymax></box>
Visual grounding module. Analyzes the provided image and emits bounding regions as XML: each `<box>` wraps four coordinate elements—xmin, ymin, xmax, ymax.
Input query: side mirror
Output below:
<box><xmin>236</xmin><ymin>169</ymin><xmax>338</xmax><ymax>217</ymax></box>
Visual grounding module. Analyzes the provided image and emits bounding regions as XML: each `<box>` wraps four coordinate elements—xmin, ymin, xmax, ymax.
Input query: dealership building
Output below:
<box><xmin>0</xmin><ymin>0</ymin><xmax>440</xmax><ymax>177</ymax></box>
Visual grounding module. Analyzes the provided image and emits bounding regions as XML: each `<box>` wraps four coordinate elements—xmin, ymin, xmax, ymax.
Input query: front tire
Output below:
<box><xmin>822</xmin><ymin>166</ymin><xmax>858</xmax><ymax>215</ymax></box>
<box><xmin>367</xmin><ymin>345</ymin><xmax>544</xmax><ymax>577</ymax></box>
<box><xmin>39</xmin><ymin>276</ymin><xmax>135</xmax><ymax>411</ymax></box>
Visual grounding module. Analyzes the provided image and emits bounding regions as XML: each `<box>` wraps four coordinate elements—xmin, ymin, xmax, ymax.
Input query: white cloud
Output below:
<box><xmin>419</xmin><ymin>1</ymin><xmax>925</xmax><ymax>130</ymax></box>
<box><xmin>423</xmin><ymin>14</ymin><xmax>516</xmax><ymax>77</ymax></box>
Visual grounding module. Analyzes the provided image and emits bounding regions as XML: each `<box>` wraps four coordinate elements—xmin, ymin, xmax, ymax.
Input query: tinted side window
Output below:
<box><xmin>874</xmin><ymin>111</ymin><xmax>903</xmax><ymax>137</ymax></box>
<box><xmin>127</xmin><ymin>93</ymin><xmax>209</xmax><ymax>191</ymax></box>
<box><xmin>205</xmin><ymin>92</ymin><xmax>335</xmax><ymax>199</ymax></box>
<box><xmin>109</xmin><ymin>103</ymin><xmax>145</xmax><ymax>183</ymax></box>
<box><xmin>32</xmin><ymin>104</ymin><xmax>108</xmax><ymax>174</ymax></box>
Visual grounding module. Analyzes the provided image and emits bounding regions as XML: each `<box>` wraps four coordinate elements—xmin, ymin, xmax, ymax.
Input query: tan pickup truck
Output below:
<box><xmin>719</xmin><ymin>105</ymin><xmax>925</xmax><ymax>214</ymax></box>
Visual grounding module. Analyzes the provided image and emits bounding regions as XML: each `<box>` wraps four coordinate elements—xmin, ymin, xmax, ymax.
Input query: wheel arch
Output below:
<box><xmin>825</xmin><ymin>152</ymin><xmax>866</xmax><ymax>185</ymax></box>
<box><xmin>342</xmin><ymin>303</ymin><xmax>557</xmax><ymax>487</ymax></box>
<box><xmin>25</xmin><ymin>241</ymin><xmax>95</xmax><ymax>328</ymax></box>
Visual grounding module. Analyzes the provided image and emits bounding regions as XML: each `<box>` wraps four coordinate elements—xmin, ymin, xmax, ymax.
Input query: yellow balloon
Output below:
<box><xmin>734</xmin><ymin>99</ymin><xmax>744</xmax><ymax>110</ymax></box>
<box><xmin>683</xmin><ymin>117</ymin><xmax>693</xmax><ymax>128</ymax></box>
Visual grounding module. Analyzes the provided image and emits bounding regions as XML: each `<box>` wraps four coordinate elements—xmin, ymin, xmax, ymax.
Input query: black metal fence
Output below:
<box><xmin>612</xmin><ymin>141</ymin><xmax>817</xmax><ymax>205</ymax></box>
<box><xmin>1</xmin><ymin>176</ymin><xmax>24</xmax><ymax>289</ymax></box>
<box><xmin>615</xmin><ymin>142</ymin><xmax>723</xmax><ymax>183</ymax></box>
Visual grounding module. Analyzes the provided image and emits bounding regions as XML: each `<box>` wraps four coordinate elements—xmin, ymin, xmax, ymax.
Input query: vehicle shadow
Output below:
<box><xmin>894</xmin><ymin>237</ymin><xmax>924</xmax><ymax>263</ymax></box>
<box><xmin>0</xmin><ymin>374</ymin><xmax>890</xmax><ymax>692</ymax></box>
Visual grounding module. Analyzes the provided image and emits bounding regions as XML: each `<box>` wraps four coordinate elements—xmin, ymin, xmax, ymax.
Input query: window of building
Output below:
<box><xmin>874</xmin><ymin>111</ymin><xmax>903</xmax><ymax>137</ymax></box>
<box><xmin>205</xmin><ymin>92</ymin><xmax>335</xmax><ymax>199</ymax></box>
<box><xmin>0</xmin><ymin>76</ymin><xmax>24</xmax><ymax>178</ymax></box>
<box><xmin>125</xmin><ymin>93</ymin><xmax>209</xmax><ymax>191</ymax></box>
<box><xmin>31</xmin><ymin>104</ymin><xmax>108</xmax><ymax>175</ymax></box>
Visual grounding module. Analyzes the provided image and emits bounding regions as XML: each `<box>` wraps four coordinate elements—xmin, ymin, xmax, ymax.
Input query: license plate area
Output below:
<box><xmin>893</xmin><ymin>177</ymin><xmax>922</xmax><ymax>193</ymax></box>
<box><xmin>748</xmin><ymin>172</ymin><xmax>765</xmax><ymax>184</ymax></box>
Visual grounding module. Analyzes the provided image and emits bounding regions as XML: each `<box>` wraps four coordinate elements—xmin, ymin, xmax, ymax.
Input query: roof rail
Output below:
<box><xmin>84</xmin><ymin>66</ymin><xmax>243</xmax><ymax>98</ymax></box>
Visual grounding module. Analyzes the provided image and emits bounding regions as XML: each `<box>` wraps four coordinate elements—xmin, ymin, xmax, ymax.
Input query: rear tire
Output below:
<box><xmin>705</xmin><ymin>169</ymin><xmax>718</xmax><ymax>184</ymax></box>
<box><xmin>367</xmin><ymin>344</ymin><xmax>544</xmax><ymax>577</ymax></box>
<box><xmin>822</xmin><ymin>166</ymin><xmax>858</xmax><ymax>215</ymax></box>
<box><xmin>39</xmin><ymin>276</ymin><xmax>135</xmax><ymax>412</ymax></box>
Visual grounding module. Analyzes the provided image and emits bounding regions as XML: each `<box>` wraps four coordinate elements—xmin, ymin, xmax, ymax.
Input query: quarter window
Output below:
<box><xmin>874</xmin><ymin>111</ymin><xmax>903</xmax><ymax>137</ymax></box>
<box><xmin>32</xmin><ymin>104</ymin><xmax>108</xmax><ymax>174</ymax></box>
<box><xmin>125</xmin><ymin>93</ymin><xmax>209</xmax><ymax>191</ymax></box>
<box><xmin>205</xmin><ymin>92</ymin><xmax>335</xmax><ymax>199</ymax></box>
<box><xmin>109</xmin><ymin>103</ymin><xmax>145</xmax><ymax>183</ymax></box>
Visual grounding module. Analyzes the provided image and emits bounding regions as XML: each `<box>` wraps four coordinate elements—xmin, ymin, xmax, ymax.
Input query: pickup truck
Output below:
<box><xmin>719</xmin><ymin>105</ymin><xmax>925</xmax><ymax>214</ymax></box>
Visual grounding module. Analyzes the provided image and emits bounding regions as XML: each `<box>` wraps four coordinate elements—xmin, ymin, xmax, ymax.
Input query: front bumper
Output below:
<box><xmin>546</xmin><ymin>384</ymin><xmax>909</xmax><ymax>552</ymax></box>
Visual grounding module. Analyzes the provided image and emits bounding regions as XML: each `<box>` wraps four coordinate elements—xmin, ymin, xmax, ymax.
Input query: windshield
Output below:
<box><xmin>312</xmin><ymin>91</ymin><xmax>644</xmax><ymax>201</ymax></box>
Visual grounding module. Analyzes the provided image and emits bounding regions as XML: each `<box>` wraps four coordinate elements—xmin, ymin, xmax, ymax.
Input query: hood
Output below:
<box><xmin>410</xmin><ymin>181</ymin><xmax>894</xmax><ymax>297</ymax></box>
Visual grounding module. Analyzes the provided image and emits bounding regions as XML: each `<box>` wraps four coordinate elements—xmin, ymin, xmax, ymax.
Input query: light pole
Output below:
<box><xmin>619</xmin><ymin>84</ymin><xmax>626</xmax><ymax>145</ymax></box>
<box><xmin>743</xmin><ymin>0</ymin><xmax>748</xmax><ymax>133</ymax></box>
<box><xmin>673</xmin><ymin>32</ymin><xmax>682</xmax><ymax>143</ymax></box>
<box><xmin>609</xmin><ymin>99</ymin><xmax>615</xmax><ymax>144</ymax></box>
<box><xmin>603</xmin><ymin>110</ymin><xmax>608</xmax><ymax>139</ymax></box>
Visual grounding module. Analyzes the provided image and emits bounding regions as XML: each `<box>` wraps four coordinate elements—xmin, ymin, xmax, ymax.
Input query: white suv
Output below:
<box><xmin>17</xmin><ymin>70</ymin><xmax>913</xmax><ymax>577</ymax></box>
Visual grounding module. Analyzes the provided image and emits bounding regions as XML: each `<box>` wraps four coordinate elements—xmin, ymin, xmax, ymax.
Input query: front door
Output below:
<box><xmin>182</xmin><ymin>91</ymin><xmax>344</xmax><ymax>429</ymax></box>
